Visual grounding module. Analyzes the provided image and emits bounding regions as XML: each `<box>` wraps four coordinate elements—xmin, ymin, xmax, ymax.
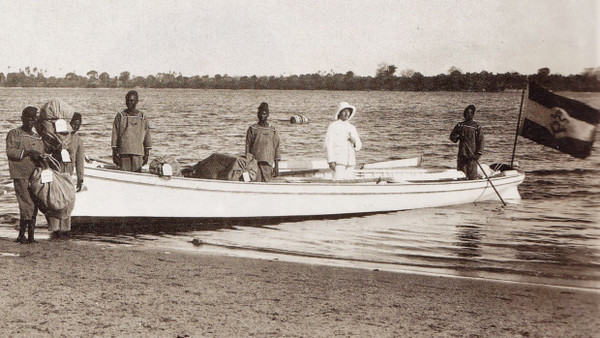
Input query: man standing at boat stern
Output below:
<box><xmin>6</xmin><ymin>107</ymin><xmax>45</xmax><ymax>243</ymax></box>
<box><xmin>245</xmin><ymin>102</ymin><xmax>280</xmax><ymax>182</ymax></box>
<box><xmin>111</xmin><ymin>90</ymin><xmax>152</xmax><ymax>172</ymax></box>
<box><xmin>450</xmin><ymin>104</ymin><xmax>484</xmax><ymax>180</ymax></box>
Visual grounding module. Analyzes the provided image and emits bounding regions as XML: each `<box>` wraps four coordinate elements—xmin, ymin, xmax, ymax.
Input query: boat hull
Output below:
<box><xmin>71</xmin><ymin>165</ymin><xmax>524</xmax><ymax>220</ymax></box>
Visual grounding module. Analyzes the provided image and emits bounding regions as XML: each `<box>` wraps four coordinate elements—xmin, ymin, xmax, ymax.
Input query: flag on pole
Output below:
<box><xmin>520</xmin><ymin>81</ymin><xmax>600</xmax><ymax>159</ymax></box>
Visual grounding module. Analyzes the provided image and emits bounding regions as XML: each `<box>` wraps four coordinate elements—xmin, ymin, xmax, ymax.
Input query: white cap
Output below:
<box><xmin>334</xmin><ymin>102</ymin><xmax>356</xmax><ymax>120</ymax></box>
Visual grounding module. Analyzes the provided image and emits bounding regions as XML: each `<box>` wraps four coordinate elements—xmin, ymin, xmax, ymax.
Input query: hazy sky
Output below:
<box><xmin>1</xmin><ymin>0</ymin><xmax>598</xmax><ymax>78</ymax></box>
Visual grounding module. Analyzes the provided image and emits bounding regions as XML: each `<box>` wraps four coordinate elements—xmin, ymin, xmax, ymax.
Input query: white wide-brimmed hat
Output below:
<box><xmin>334</xmin><ymin>102</ymin><xmax>356</xmax><ymax>120</ymax></box>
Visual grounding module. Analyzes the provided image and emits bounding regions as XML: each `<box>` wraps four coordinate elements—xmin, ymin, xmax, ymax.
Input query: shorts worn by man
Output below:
<box><xmin>111</xmin><ymin>90</ymin><xmax>152</xmax><ymax>172</ymax></box>
<box><xmin>245</xmin><ymin>102</ymin><xmax>280</xmax><ymax>182</ymax></box>
<box><xmin>6</xmin><ymin>107</ymin><xmax>45</xmax><ymax>243</ymax></box>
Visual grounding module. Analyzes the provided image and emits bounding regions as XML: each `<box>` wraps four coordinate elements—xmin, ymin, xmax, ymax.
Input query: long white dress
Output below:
<box><xmin>325</xmin><ymin>119</ymin><xmax>362</xmax><ymax>180</ymax></box>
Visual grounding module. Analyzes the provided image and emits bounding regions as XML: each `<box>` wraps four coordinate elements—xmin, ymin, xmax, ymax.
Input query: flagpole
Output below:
<box><xmin>510</xmin><ymin>84</ymin><xmax>527</xmax><ymax>167</ymax></box>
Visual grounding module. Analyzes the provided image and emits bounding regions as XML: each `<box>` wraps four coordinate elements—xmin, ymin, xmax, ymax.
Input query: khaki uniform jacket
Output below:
<box><xmin>450</xmin><ymin>120</ymin><xmax>484</xmax><ymax>158</ymax></box>
<box><xmin>6</xmin><ymin>127</ymin><xmax>45</xmax><ymax>179</ymax></box>
<box><xmin>111</xmin><ymin>109</ymin><xmax>152</xmax><ymax>156</ymax></box>
<box><xmin>245</xmin><ymin>123</ymin><xmax>280</xmax><ymax>166</ymax></box>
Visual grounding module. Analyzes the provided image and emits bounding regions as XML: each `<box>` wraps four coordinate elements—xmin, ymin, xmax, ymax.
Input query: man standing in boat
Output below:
<box><xmin>245</xmin><ymin>102</ymin><xmax>280</xmax><ymax>182</ymax></box>
<box><xmin>450</xmin><ymin>104</ymin><xmax>484</xmax><ymax>180</ymax></box>
<box><xmin>111</xmin><ymin>90</ymin><xmax>152</xmax><ymax>172</ymax></box>
<box><xmin>325</xmin><ymin>102</ymin><xmax>362</xmax><ymax>180</ymax></box>
<box><xmin>6</xmin><ymin>107</ymin><xmax>45</xmax><ymax>243</ymax></box>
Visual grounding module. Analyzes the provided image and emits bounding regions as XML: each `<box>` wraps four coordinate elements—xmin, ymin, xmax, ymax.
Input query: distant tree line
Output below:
<box><xmin>0</xmin><ymin>65</ymin><xmax>598</xmax><ymax>91</ymax></box>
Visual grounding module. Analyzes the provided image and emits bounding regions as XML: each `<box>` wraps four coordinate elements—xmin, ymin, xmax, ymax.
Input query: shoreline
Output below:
<box><xmin>173</xmin><ymin>241</ymin><xmax>600</xmax><ymax>294</ymax></box>
<box><xmin>0</xmin><ymin>238</ymin><xmax>598</xmax><ymax>337</ymax></box>
<box><xmin>3</xmin><ymin>223</ymin><xmax>598</xmax><ymax>293</ymax></box>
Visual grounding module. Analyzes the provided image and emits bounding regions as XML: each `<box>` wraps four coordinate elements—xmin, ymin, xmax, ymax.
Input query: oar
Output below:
<box><xmin>277</xmin><ymin>168</ymin><xmax>329</xmax><ymax>177</ymax></box>
<box><xmin>464</xmin><ymin>145</ymin><xmax>506</xmax><ymax>206</ymax></box>
<box><xmin>85</xmin><ymin>155</ymin><xmax>114</xmax><ymax>166</ymax></box>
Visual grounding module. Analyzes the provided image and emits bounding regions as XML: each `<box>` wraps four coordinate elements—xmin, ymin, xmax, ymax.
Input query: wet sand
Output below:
<box><xmin>0</xmin><ymin>238</ymin><xmax>598</xmax><ymax>337</ymax></box>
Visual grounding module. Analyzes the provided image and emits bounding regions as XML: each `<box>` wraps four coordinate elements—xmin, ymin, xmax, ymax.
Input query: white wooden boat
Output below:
<box><xmin>71</xmin><ymin>159</ymin><xmax>524</xmax><ymax>221</ymax></box>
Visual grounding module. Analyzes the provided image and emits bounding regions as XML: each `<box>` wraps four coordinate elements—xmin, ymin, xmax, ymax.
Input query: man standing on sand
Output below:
<box><xmin>111</xmin><ymin>90</ymin><xmax>152</xmax><ymax>172</ymax></box>
<box><xmin>450</xmin><ymin>104</ymin><xmax>484</xmax><ymax>180</ymax></box>
<box><xmin>6</xmin><ymin>107</ymin><xmax>45</xmax><ymax>243</ymax></box>
<box><xmin>66</xmin><ymin>112</ymin><xmax>85</xmax><ymax>192</ymax></box>
<box><xmin>245</xmin><ymin>102</ymin><xmax>280</xmax><ymax>182</ymax></box>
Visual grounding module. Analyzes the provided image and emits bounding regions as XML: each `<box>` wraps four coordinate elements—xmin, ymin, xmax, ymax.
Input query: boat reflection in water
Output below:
<box><xmin>455</xmin><ymin>224</ymin><xmax>484</xmax><ymax>259</ymax></box>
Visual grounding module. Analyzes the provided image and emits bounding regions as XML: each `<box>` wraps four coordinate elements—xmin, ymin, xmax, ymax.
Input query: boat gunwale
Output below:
<box><xmin>81</xmin><ymin>165</ymin><xmax>525</xmax><ymax>196</ymax></box>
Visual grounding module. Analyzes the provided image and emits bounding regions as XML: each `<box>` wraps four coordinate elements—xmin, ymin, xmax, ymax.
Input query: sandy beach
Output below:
<box><xmin>0</xmin><ymin>238</ymin><xmax>597</xmax><ymax>337</ymax></box>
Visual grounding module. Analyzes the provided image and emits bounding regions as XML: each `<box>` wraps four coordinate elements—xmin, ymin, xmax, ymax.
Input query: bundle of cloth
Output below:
<box><xmin>36</xmin><ymin>99</ymin><xmax>76</xmax><ymax>168</ymax></box>
<box><xmin>190</xmin><ymin>153</ymin><xmax>259</xmax><ymax>181</ymax></box>
<box><xmin>149</xmin><ymin>155</ymin><xmax>182</xmax><ymax>177</ymax></box>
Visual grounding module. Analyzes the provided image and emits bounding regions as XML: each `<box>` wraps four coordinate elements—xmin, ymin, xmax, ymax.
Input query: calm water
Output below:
<box><xmin>1</xmin><ymin>88</ymin><xmax>598</xmax><ymax>290</ymax></box>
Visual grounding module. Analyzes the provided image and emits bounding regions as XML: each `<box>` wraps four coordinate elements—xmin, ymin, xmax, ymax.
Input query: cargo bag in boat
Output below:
<box><xmin>149</xmin><ymin>155</ymin><xmax>181</xmax><ymax>177</ymax></box>
<box><xmin>190</xmin><ymin>153</ymin><xmax>259</xmax><ymax>181</ymax></box>
<box><xmin>29</xmin><ymin>167</ymin><xmax>76</xmax><ymax>219</ymax></box>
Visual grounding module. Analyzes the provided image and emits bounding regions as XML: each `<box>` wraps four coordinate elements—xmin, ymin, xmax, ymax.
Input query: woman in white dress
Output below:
<box><xmin>325</xmin><ymin>102</ymin><xmax>362</xmax><ymax>180</ymax></box>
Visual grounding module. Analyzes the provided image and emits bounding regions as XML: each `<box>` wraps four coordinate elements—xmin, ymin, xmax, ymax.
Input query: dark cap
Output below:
<box><xmin>464</xmin><ymin>105</ymin><xmax>476</xmax><ymax>113</ymax></box>
<box><xmin>258</xmin><ymin>102</ymin><xmax>269</xmax><ymax>113</ymax></box>
<box><xmin>21</xmin><ymin>106</ymin><xmax>38</xmax><ymax>119</ymax></box>
<box><xmin>126</xmin><ymin>90</ymin><xmax>139</xmax><ymax>99</ymax></box>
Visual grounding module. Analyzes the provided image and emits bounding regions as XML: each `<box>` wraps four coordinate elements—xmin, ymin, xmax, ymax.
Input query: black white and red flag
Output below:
<box><xmin>520</xmin><ymin>81</ymin><xmax>600</xmax><ymax>159</ymax></box>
